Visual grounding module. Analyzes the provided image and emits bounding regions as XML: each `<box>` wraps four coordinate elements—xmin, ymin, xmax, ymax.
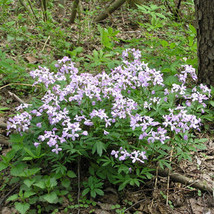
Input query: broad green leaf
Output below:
<box><xmin>67</xmin><ymin>170</ymin><xmax>77</xmax><ymax>178</ymax></box>
<box><xmin>24</xmin><ymin>191</ymin><xmax>36</xmax><ymax>198</ymax></box>
<box><xmin>24</xmin><ymin>179</ymin><xmax>35</xmax><ymax>188</ymax></box>
<box><xmin>43</xmin><ymin>192</ymin><xmax>58</xmax><ymax>203</ymax></box>
<box><xmin>15</xmin><ymin>202</ymin><xmax>30</xmax><ymax>214</ymax></box>
<box><xmin>61</xmin><ymin>178</ymin><xmax>71</xmax><ymax>188</ymax></box>
<box><xmin>33</xmin><ymin>180</ymin><xmax>46</xmax><ymax>189</ymax></box>
<box><xmin>7</xmin><ymin>194</ymin><xmax>19</xmax><ymax>201</ymax></box>
<box><xmin>19</xmin><ymin>168</ymin><xmax>41</xmax><ymax>177</ymax></box>
<box><xmin>0</xmin><ymin>161</ymin><xmax>8</xmax><ymax>171</ymax></box>
<box><xmin>209</xmin><ymin>101</ymin><xmax>214</xmax><ymax>107</ymax></box>
<box><xmin>11</xmin><ymin>163</ymin><xmax>27</xmax><ymax>177</ymax></box>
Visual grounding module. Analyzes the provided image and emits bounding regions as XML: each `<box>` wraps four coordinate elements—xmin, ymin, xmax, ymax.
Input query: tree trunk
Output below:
<box><xmin>195</xmin><ymin>0</ymin><xmax>214</xmax><ymax>86</ymax></box>
<box><xmin>70</xmin><ymin>0</ymin><xmax>79</xmax><ymax>23</ymax></box>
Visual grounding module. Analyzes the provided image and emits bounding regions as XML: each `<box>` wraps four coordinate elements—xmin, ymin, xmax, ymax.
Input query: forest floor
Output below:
<box><xmin>0</xmin><ymin>0</ymin><xmax>214</xmax><ymax>213</ymax></box>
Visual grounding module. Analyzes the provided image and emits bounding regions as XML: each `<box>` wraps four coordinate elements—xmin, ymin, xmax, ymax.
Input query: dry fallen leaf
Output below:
<box><xmin>25</xmin><ymin>55</ymin><xmax>38</xmax><ymax>64</ymax></box>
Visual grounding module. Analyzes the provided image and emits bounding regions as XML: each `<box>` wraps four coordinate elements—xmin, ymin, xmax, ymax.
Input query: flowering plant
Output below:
<box><xmin>6</xmin><ymin>49</ymin><xmax>211</xmax><ymax>195</ymax></box>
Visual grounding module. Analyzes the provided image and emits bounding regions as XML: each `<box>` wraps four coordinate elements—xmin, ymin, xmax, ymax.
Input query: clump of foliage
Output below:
<box><xmin>1</xmin><ymin>49</ymin><xmax>211</xmax><ymax>213</ymax></box>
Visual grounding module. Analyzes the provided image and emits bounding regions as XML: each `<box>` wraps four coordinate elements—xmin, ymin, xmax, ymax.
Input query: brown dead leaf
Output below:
<box><xmin>25</xmin><ymin>55</ymin><xmax>38</xmax><ymax>64</ymax></box>
<box><xmin>189</xmin><ymin>198</ymin><xmax>204</xmax><ymax>214</ymax></box>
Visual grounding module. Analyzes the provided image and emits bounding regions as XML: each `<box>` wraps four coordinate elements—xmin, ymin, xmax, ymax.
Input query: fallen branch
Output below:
<box><xmin>157</xmin><ymin>168</ymin><xmax>213</xmax><ymax>193</ymax></box>
<box><xmin>8</xmin><ymin>91</ymin><xmax>26</xmax><ymax>104</ymax></box>
<box><xmin>94</xmin><ymin>0</ymin><xmax>126</xmax><ymax>22</ymax></box>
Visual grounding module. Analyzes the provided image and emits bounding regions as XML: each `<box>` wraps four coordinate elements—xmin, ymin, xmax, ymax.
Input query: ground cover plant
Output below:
<box><xmin>0</xmin><ymin>0</ymin><xmax>214</xmax><ymax>213</ymax></box>
<box><xmin>0</xmin><ymin>48</ymin><xmax>211</xmax><ymax>213</ymax></box>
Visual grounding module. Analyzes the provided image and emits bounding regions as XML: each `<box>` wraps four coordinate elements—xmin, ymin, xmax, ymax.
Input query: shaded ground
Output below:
<box><xmin>0</xmin><ymin>0</ymin><xmax>214</xmax><ymax>213</ymax></box>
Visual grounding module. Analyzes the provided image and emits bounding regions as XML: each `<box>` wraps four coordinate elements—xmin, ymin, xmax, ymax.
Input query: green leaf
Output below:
<box><xmin>7</xmin><ymin>194</ymin><xmax>19</xmax><ymax>201</ymax></box>
<box><xmin>19</xmin><ymin>168</ymin><xmax>41</xmax><ymax>177</ymax></box>
<box><xmin>189</xmin><ymin>24</ymin><xmax>196</xmax><ymax>34</ymax></box>
<box><xmin>11</xmin><ymin>163</ymin><xmax>27</xmax><ymax>176</ymax></box>
<box><xmin>0</xmin><ymin>161</ymin><xmax>8</xmax><ymax>171</ymax></box>
<box><xmin>61</xmin><ymin>178</ymin><xmax>71</xmax><ymax>188</ymax></box>
<box><xmin>90</xmin><ymin>190</ymin><xmax>96</xmax><ymax>198</ymax></box>
<box><xmin>33</xmin><ymin>180</ymin><xmax>46</xmax><ymax>189</ymax></box>
<box><xmin>95</xmin><ymin>189</ymin><xmax>104</xmax><ymax>196</ymax></box>
<box><xmin>24</xmin><ymin>179</ymin><xmax>35</xmax><ymax>188</ymax></box>
<box><xmin>22</xmin><ymin>157</ymin><xmax>33</xmax><ymax>161</ymax></box>
<box><xmin>9</xmin><ymin>134</ymin><xmax>25</xmax><ymax>144</ymax></box>
<box><xmin>0</xmin><ymin>107</ymin><xmax>9</xmax><ymax>111</ymax></box>
<box><xmin>24</xmin><ymin>191</ymin><xmax>36</xmax><ymax>198</ymax></box>
<box><xmin>42</xmin><ymin>192</ymin><xmax>58</xmax><ymax>203</ymax></box>
<box><xmin>209</xmin><ymin>100</ymin><xmax>214</xmax><ymax>107</ymax></box>
<box><xmin>67</xmin><ymin>170</ymin><xmax>77</xmax><ymax>178</ymax></box>
<box><xmin>195</xmin><ymin>143</ymin><xmax>207</xmax><ymax>150</ymax></box>
<box><xmin>92</xmin><ymin>141</ymin><xmax>106</xmax><ymax>156</ymax></box>
<box><xmin>15</xmin><ymin>202</ymin><xmax>30</xmax><ymax>214</ymax></box>
<box><xmin>24</xmin><ymin>147</ymin><xmax>36</xmax><ymax>158</ymax></box>
<box><xmin>82</xmin><ymin>188</ymin><xmax>90</xmax><ymax>196</ymax></box>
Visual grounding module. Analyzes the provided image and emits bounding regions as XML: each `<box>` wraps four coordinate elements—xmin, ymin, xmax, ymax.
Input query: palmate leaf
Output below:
<box><xmin>92</xmin><ymin>141</ymin><xmax>106</xmax><ymax>156</ymax></box>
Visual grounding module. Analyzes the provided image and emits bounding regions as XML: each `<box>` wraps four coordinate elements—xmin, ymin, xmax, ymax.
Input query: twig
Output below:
<box><xmin>42</xmin><ymin>35</ymin><xmax>50</xmax><ymax>52</ymax></box>
<box><xmin>0</xmin><ymin>83</ymin><xmax>36</xmax><ymax>91</ymax></box>
<box><xmin>151</xmin><ymin>166</ymin><xmax>159</xmax><ymax>207</ymax></box>
<box><xmin>8</xmin><ymin>91</ymin><xmax>26</xmax><ymax>104</ymax></box>
<box><xmin>26</xmin><ymin>0</ymin><xmax>38</xmax><ymax>21</ymax></box>
<box><xmin>164</xmin><ymin>0</ymin><xmax>174</xmax><ymax>15</ymax></box>
<box><xmin>166</xmin><ymin>147</ymin><xmax>174</xmax><ymax>205</ymax></box>
<box><xmin>124</xmin><ymin>199</ymin><xmax>146</xmax><ymax>212</ymax></box>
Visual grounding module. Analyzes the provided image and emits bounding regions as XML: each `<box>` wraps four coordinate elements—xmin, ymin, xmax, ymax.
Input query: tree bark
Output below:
<box><xmin>195</xmin><ymin>0</ymin><xmax>214</xmax><ymax>86</ymax></box>
<box><xmin>94</xmin><ymin>0</ymin><xmax>126</xmax><ymax>22</ymax></box>
<box><xmin>70</xmin><ymin>0</ymin><xmax>79</xmax><ymax>24</ymax></box>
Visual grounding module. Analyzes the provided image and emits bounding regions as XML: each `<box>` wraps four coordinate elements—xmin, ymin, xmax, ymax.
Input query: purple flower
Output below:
<box><xmin>36</xmin><ymin>123</ymin><xmax>42</xmax><ymax>128</ymax></box>
<box><xmin>52</xmin><ymin>144</ymin><xmax>62</xmax><ymax>154</ymax></box>
<box><xmin>34</xmin><ymin>142</ymin><xmax>40</xmax><ymax>148</ymax></box>
<box><xmin>104</xmin><ymin>130</ymin><xmax>109</xmax><ymax>135</ymax></box>
<box><xmin>183</xmin><ymin>135</ymin><xmax>188</xmax><ymax>141</ymax></box>
<box><xmin>82</xmin><ymin>131</ymin><xmax>88</xmax><ymax>136</ymax></box>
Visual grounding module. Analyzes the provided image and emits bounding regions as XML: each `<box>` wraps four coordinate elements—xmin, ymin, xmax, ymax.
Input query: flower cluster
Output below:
<box><xmin>111</xmin><ymin>147</ymin><xmax>147</xmax><ymax>163</ymax></box>
<box><xmin>7</xmin><ymin>49</ymin><xmax>211</xmax><ymax>165</ymax></box>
